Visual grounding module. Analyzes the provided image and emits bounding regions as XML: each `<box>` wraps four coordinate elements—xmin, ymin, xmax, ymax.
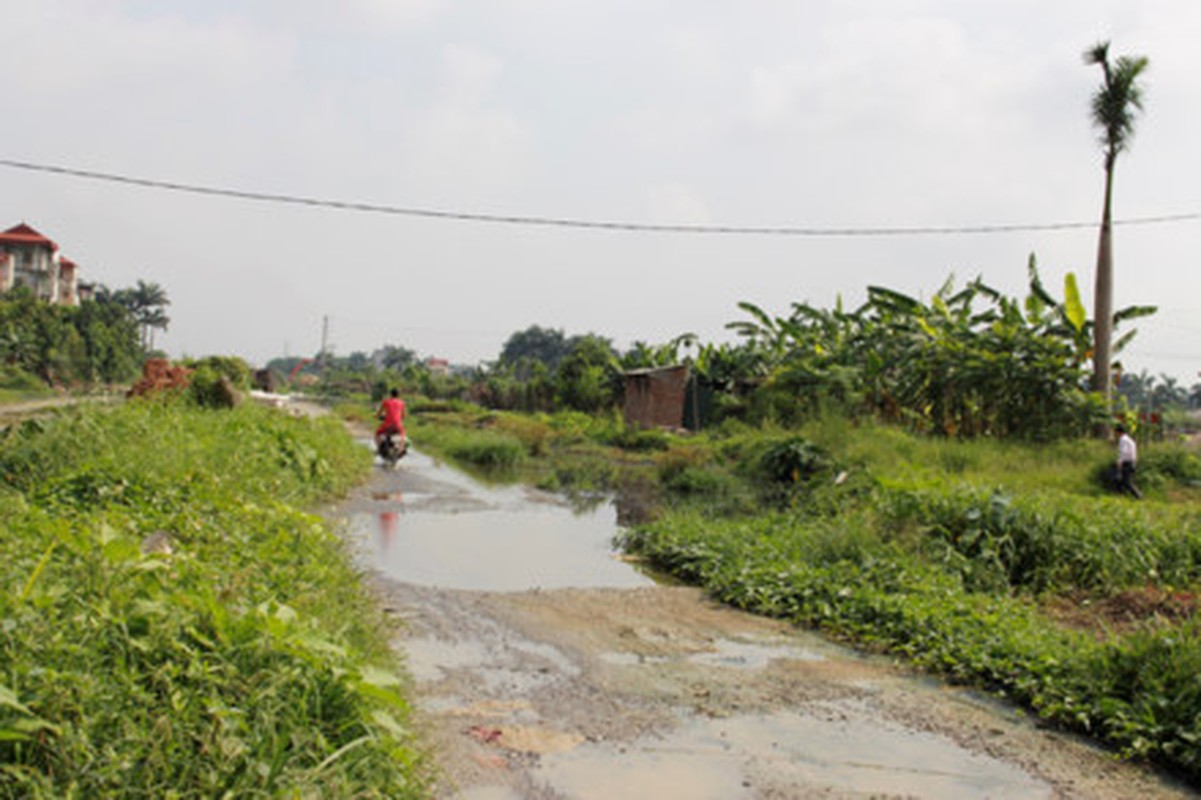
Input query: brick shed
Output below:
<box><xmin>623</xmin><ymin>365</ymin><xmax>689</xmax><ymax>430</ymax></box>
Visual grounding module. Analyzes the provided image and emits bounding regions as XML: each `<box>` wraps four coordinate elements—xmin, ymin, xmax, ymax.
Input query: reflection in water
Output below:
<box><xmin>347</xmin><ymin>450</ymin><xmax>655</xmax><ymax>592</ymax></box>
<box><xmin>351</xmin><ymin>501</ymin><xmax>654</xmax><ymax>591</ymax></box>
<box><xmin>614</xmin><ymin>473</ymin><xmax>661</xmax><ymax>527</ymax></box>
<box><xmin>378</xmin><ymin>511</ymin><xmax>400</xmax><ymax>550</ymax></box>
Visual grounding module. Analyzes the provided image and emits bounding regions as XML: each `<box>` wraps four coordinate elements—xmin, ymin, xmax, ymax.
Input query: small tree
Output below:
<box><xmin>555</xmin><ymin>334</ymin><xmax>621</xmax><ymax>413</ymax></box>
<box><xmin>114</xmin><ymin>280</ymin><xmax>172</xmax><ymax>351</ymax></box>
<box><xmin>499</xmin><ymin>325</ymin><xmax>571</xmax><ymax>376</ymax></box>
<box><xmin>1084</xmin><ymin>41</ymin><xmax>1148</xmax><ymax>401</ymax></box>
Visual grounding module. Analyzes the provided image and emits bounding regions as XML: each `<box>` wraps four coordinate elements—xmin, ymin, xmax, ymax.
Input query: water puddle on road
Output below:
<box><xmin>343</xmin><ymin>448</ymin><xmax>655</xmax><ymax>592</ymax></box>
<box><xmin>598</xmin><ymin>635</ymin><xmax>827</xmax><ymax>669</ymax></box>
<box><xmin>537</xmin><ymin>703</ymin><xmax>1050</xmax><ymax>800</ymax></box>
<box><xmin>339</xmin><ymin>447</ymin><xmax>1070</xmax><ymax>799</ymax></box>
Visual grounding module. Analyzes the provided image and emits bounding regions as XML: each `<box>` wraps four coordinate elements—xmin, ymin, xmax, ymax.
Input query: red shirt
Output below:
<box><xmin>379</xmin><ymin>397</ymin><xmax>405</xmax><ymax>432</ymax></box>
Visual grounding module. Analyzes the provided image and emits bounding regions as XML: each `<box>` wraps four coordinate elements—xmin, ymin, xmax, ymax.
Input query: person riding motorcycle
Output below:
<box><xmin>375</xmin><ymin>388</ymin><xmax>406</xmax><ymax>451</ymax></box>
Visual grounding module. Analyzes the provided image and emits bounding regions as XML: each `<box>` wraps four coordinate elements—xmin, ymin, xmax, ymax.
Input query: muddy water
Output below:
<box><xmin>343</xmin><ymin>450</ymin><xmax>653</xmax><ymax>591</ymax></box>
<box><xmin>333</xmin><ymin>445</ymin><xmax>1192</xmax><ymax>800</ymax></box>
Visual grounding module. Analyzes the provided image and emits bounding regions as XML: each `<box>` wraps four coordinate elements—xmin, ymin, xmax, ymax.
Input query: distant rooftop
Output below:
<box><xmin>0</xmin><ymin>222</ymin><xmax>58</xmax><ymax>250</ymax></box>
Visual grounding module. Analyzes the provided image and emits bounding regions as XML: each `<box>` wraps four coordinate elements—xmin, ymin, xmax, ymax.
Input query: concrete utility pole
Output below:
<box><xmin>320</xmin><ymin>315</ymin><xmax>330</xmax><ymax>364</ymax></box>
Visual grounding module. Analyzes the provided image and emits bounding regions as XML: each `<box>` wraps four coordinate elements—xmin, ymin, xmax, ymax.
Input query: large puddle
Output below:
<box><xmin>343</xmin><ymin>448</ymin><xmax>655</xmax><ymax>591</ymax></box>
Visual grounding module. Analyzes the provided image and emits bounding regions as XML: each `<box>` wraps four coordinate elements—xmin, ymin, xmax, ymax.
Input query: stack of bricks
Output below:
<box><xmin>127</xmin><ymin>358</ymin><xmax>193</xmax><ymax>398</ymax></box>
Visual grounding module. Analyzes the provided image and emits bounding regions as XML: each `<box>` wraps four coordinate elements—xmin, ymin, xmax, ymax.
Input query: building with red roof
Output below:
<box><xmin>0</xmin><ymin>222</ymin><xmax>82</xmax><ymax>306</ymax></box>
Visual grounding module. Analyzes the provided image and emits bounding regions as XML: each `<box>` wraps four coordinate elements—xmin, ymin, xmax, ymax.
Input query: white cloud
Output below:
<box><xmin>405</xmin><ymin>45</ymin><xmax>532</xmax><ymax>196</ymax></box>
<box><xmin>642</xmin><ymin>183</ymin><xmax>713</xmax><ymax>225</ymax></box>
<box><xmin>1</xmin><ymin>0</ymin><xmax>1196</xmax><ymax>379</ymax></box>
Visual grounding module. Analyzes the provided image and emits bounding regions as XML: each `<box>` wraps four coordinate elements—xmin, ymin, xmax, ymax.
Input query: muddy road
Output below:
<box><xmin>328</xmin><ymin>446</ymin><xmax>1195</xmax><ymax>800</ymax></box>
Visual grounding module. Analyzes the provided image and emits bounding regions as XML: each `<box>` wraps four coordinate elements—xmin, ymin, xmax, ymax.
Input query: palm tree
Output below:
<box><xmin>114</xmin><ymin>280</ymin><xmax>171</xmax><ymax>351</ymax></box>
<box><xmin>1084</xmin><ymin>41</ymin><xmax>1148</xmax><ymax>401</ymax></box>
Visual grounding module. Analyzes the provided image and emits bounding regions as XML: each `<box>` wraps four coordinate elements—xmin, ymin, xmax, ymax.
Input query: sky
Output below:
<box><xmin>2</xmin><ymin>1</ymin><xmax>1199</xmax><ymax>385</ymax></box>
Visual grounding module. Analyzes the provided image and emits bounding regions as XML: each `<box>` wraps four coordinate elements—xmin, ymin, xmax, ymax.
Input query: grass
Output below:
<box><xmin>410</xmin><ymin>402</ymin><xmax>1201</xmax><ymax>782</ymax></box>
<box><xmin>0</xmin><ymin>400</ymin><xmax>425</xmax><ymax>798</ymax></box>
<box><xmin>625</xmin><ymin>418</ymin><xmax>1201</xmax><ymax>780</ymax></box>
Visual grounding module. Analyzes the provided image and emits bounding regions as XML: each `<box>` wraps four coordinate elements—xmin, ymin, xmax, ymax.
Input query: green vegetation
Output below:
<box><xmin>0</xmin><ymin>401</ymin><xmax>424</xmax><ymax>797</ymax></box>
<box><xmin>410</xmin><ymin>401</ymin><xmax>1201</xmax><ymax>781</ymax></box>
<box><xmin>0</xmin><ymin>289</ymin><xmax>143</xmax><ymax>388</ymax></box>
<box><xmin>712</xmin><ymin>265</ymin><xmax>1156</xmax><ymax>438</ymax></box>
<box><xmin>270</xmin><ymin>260</ymin><xmax>1198</xmax><ymax>782</ymax></box>
<box><xmin>0</xmin><ymin>368</ymin><xmax>54</xmax><ymax>404</ymax></box>
<box><xmin>183</xmin><ymin>354</ymin><xmax>253</xmax><ymax>409</ymax></box>
<box><xmin>624</xmin><ymin>422</ymin><xmax>1201</xmax><ymax>779</ymax></box>
<box><xmin>110</xmin><ymin>280</ymin><xmax>171</xmax><ymax>352</ymax></box>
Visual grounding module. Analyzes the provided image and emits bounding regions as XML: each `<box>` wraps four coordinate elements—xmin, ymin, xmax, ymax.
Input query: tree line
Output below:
<box><xmin>0</xmin><ymin>280</ymin><xmax>170</xmax><ymax>388</ymax></box>
<box><xmin>288</xmin><ymin>254</ymin><xmax>1199</xmax><ymax>441</ymax></box>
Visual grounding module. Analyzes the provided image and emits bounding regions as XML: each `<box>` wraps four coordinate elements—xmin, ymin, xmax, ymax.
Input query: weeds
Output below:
<box><xmin>618</xmin><ymin>423</ymin><xmax>1201</xmax><ymax>781</ymax></box>
<box><xmin>417</xmin><ymin>403</ymin><xmax>1201</xmax><ymax>781</ymax></box>
<box><xmin>0</xmin><ymin>401</ymin><xmax>424</xmax><ymax>798</ymax></box>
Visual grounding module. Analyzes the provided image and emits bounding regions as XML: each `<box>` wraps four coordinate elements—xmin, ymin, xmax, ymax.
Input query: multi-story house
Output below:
<box><xmin>0</xmin><ymin>222</ymin><xmax>82</xmax><ymax>306</ymax></box>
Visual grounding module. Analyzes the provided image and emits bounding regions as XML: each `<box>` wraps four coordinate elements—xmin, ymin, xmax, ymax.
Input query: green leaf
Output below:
<box><xmin>1063</xmin><ymin>273</ymin><xmax>1087</xmax><ymax>333</ymax></box>
<box><xmin>1114</xmin><ymin>304</ymin><xmax>1157</xmax><ymax>324</ymax></box>
<box><xmin>931</xmin><ymin>295</ymin><xmax>951</xmax><ymax>320</ymax></box>
<box><xmin>359</xmin><ymin>666</ymin><xmax>403</xmax><ymax>689</ymax></box>
<box><xmin>1027</xmin><ymin>253</ymin><xmax>1056</xmax><ymax>307</ymax></box>
<box><xmin>0</xmin><ymin>684</ymin><xmax>33</xmax><ymax>715</ymax></box>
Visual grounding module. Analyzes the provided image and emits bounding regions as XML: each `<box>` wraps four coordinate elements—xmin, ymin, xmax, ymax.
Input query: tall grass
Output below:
<box><xmin>0</xmin><ymin>401</ymin><xmax>424</xmax><ymax>798</ymax></box>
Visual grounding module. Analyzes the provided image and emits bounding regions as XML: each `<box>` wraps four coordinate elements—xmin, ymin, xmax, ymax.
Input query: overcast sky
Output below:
<box><xmin>2</xmin><ymin>1</ymin><xmax>1198</xmax><ymax>384</ymax></box>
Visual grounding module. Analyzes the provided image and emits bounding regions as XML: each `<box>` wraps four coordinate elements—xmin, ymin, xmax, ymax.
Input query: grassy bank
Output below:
<box><xmin>411</xmin><ymin>404</ymin><xmax>1201</xmax><ymax>781</ymax></box>
<box><xmin>0</xmin><ymin>401</ymin><xmax>424</xmax><ymax>798</ymax></box>
<box><xmin>629</xmin><ymin>418</ymin><xmax>1201</xmax><ymax>779</ymax></box>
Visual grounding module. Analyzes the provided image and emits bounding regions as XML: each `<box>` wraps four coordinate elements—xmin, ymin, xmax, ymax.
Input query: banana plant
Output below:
<box><xmin>1025</xmin><ymin>253</ymin><xmax>1156</xmax><ymax>371</ymax></box>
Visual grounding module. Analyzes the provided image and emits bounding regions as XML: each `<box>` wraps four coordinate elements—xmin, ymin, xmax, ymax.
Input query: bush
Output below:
<box><xmin>0</xmin><ymin>367</ymin><xmax>48</xmax><ymax>392</ymax></box>
<box><xmin>185</xmin><ymin>356</ymin><xmax>251</xmax><ymax>409</ymax></box>
<box><xmin>756</xmin><ymin>435</ymin><xmax>829</xmax><ymax>485</ymax></box>
<box><xmin>413</xmin><ymin>422</ymin><xmax>526</xmax><ymax>471</ymax></box>
<box><xmin>881</xmin><ymin>486</ymin><xmax>1201</xmax><ymax>594</ymax></box>
<box><xmin>1141</xmin><ymin>446</ymin><xmax>1201</xmax><ymax>486</ymax></box>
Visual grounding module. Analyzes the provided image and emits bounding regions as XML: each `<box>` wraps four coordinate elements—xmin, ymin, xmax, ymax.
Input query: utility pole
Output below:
<box><xmin>319</xmin><ymin>315</ymin><xmax>330</xmax><ymax>366</ymax></box>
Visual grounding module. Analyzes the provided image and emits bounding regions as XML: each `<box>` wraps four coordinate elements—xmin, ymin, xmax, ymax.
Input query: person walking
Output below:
<box><xmin>1114</xmin><ymin>423</ymin><xmax>1142</xmax><ymax>499</ymax></box>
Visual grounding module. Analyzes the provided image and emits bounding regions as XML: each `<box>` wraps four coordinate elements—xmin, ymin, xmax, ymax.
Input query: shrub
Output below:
<box><xmin>492</xmin><ymin>414</ymin><xmax>552</xmax><ymax>456</ymax></box>
<box><xmin>756</xmin><ymin>436</ymin><xmax>829</xmax><ymax>485</ymax></box>
<box><xmin>1141</xmin><ymin>446</ymin><xmax>1201</xmax><ymax>486</ymax></box>
<box><xmin>185</xmin><ymin>356</ymin><xmax>251</xmax><ymax>409</ymax></box>
<box><xmin>0</xmin><ymin>367</ymin><xmax>47</xmax><ymax>393</ymax></box>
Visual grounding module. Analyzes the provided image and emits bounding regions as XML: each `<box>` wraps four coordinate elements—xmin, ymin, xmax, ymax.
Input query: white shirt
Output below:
<box><xmin>1117</xmin><ymin>433</ymin><xmax>1137</xmax><ymax>466</ymax></box>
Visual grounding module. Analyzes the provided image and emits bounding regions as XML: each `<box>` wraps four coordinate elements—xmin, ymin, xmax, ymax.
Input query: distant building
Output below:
<box><xmin>425</xmin><ymin>357</ymin><xmax>450</xmax><ymax>376</ymax></box>
<box><xmin>0</xmin><ymin>222</ymin><xmax>82</xmax><ymax>306</ymax></box>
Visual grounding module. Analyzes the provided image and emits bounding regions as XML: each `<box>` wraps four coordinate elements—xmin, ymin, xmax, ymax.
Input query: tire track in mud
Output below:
<box><xmin>329</xmin><ymin>448</ymin><xmax>1195</xmax><ymax>800</ymax></box>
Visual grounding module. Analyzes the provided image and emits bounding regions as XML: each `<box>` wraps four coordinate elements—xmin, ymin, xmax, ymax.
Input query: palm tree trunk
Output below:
<box><xmin>1092</xmin><ymin>159</ymin><xmax>1115</xmax><ymax>401</ymax></box>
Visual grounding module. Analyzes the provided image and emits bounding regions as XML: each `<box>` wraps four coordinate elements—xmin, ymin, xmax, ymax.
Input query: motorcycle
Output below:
<box><xmin>377</xmin><ymin>432</ymin><xmax>408</xmax><ymax>468</ymax></box>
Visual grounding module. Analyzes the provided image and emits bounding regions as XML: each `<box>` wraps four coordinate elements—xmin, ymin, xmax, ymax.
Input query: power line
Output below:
<box><xmin>3</xmin><ymin>157</ymin><xmax>1200</xmax><ymax>238</ymax></box>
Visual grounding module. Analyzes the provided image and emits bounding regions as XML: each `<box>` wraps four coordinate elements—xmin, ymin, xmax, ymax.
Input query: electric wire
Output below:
<box><xmin>3</xmin><ymin>157</ymin><xmax>1200</xmax><ymax>238</ymax></box>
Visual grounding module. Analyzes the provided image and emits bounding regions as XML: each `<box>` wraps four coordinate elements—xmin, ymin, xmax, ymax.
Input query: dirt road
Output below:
<box><xmin>0</xmin><ymin>394</ymin><xmax>113</xmax><ymax>424</ymax></box>
<box><xmin>328</xmin><ymin>447</ymin><xmax>1195</xmax><ymax>800</ymax></box>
